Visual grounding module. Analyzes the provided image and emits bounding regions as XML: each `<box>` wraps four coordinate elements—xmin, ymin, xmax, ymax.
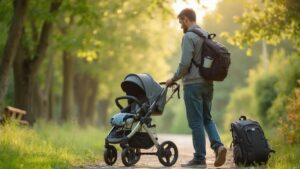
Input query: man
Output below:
<box><xmin>166</xmin><ymin>8</ymin><xmax>227</xmax><ymax>167</ymax></box>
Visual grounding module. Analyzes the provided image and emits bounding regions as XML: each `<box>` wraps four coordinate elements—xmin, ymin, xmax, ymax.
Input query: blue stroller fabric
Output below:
<box><xmin>111</xmin><ymin>113</ymin><xmax>134</xmax><ymax>126</ymax></box>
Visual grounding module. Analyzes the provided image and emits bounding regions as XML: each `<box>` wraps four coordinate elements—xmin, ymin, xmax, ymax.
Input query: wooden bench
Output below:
<box><xmin>0</xmin><ymin>106</ymin><xmax>29</xmax><ymax>125</ymax></box>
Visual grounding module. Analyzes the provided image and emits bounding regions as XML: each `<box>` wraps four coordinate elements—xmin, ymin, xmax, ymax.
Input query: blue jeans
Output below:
<box><xmin>184</xmin><ymin>83</ymin><xmax>223</xmax><ymax>161</ymax></box>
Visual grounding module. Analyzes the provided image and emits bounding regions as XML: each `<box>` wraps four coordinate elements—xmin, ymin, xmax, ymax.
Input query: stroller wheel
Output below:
<box><xmin>104</xmin><ymin>145</ymin><xmax>117</xmax><ymax>166</ymax></box>
<box><xmin>132</xmin><ymin>148</ymin><xmax>141</xmax><ymax>165</ymax></box>
<box><xmin>157</xmin><ymin>141</ymin><xmax>178</xmax><ymax>166</ymax></box>
<box><xmin>121</xmin><ymin>147</ymin><xmax>140</xmax><ymax>166</ymax></box>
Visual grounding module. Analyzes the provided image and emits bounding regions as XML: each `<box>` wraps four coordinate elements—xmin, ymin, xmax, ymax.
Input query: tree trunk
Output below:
<box><xmin>97</xmin><ymin>99</ymin><xmax>110</xmax><ymax>127</ymax></box>
<box><xmin>86</xmin><ymin>78</ymin><xmax>98</xmax><ymax>125</ymax></box>
<box><xmin>14</xmin><ymin>46</ymin><xmax>36</xmax><ymax>124</ymax></box>
<box><xmin>32</xmin><ymin>80</ymin><xmax>43</xmax><ymax>118</ymax></box>
<box><xmin>43</xmin><ymin>55</ymin><xmax>54</xmax><ymax>119</ymax></box>
<box><xmin>61</xmin><ymin>51</ymin><xmax>74</xmax><ymax>122</ymax></box>
<box><xmin>0</xmin><ymin>0</ymin><xmax>28</xmax><ymax>102</ymax></box>
<box><xmin>74</xmin><ymin>74</ymin><xmax>99</xmax><ymax>128</ymax></box>
<box><xmin>47</xmin><ymin>85</ymin><xmax>54</xmax><ymax>121</ymax></box>
<box><xmin>13</xmin><ymin>0</ymin><xmax>62</xmax><ymax>125</ymax></box>
<box><xmin>74</xmin><ymin>74</ymin><xmax>89</xmax><ymax>127</ymax></box>
<box><xmin>262</xmin><ymin>41</ymin><xmax>269</xmax><ymax>71</ymax></box>
<box><xmin>34</xmin><ymin>56</ymin><xmax>54</xmax><ymax>119</ymax></box>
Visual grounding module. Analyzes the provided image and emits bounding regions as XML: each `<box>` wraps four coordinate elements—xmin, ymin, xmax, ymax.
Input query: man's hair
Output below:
<box><xmin>178</xmin><ymin>8</ymin><xmax>196</xmax><ymax>21</ymax></box>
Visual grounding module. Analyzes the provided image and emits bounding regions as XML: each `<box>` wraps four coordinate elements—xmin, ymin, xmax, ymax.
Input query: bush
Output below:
<box><xmin>280</xmin><ymin>80</ymin><xmax>300</xmax><ymax>144</ymax></box>
<box><xmin>267</xmin><ymin>52</ymin><xmax>300</xmax><ymax>124</ymax></box>
<box><xmin>224</xmin><ymin>87</ymin><xmax>256</xmax><ymax>130</ymax></box>
<box><xmin>225</xmin><ymin>50</ymin><xmax>300</xmax><ymax>128</ymax></box>
<box><xmin>254</xmin><ymin>74</ymin><xmax>278</xmax><ymax>125</ymax></box>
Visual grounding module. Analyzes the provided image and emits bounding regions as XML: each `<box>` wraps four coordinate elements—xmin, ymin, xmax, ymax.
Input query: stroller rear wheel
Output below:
<box><xmin>121</xmin><ymin>147</ymin><xmax>140</xmax><ymax>166</ymax></box>
<box><xmin>104</xmin><ymin>145</ymin><xmax>117</xmax><ymax>166</ymax></box>
<box><xmin>157</xmin><ymin>141</ymin><xmax>178</xmax><ymax>166</ymax></box>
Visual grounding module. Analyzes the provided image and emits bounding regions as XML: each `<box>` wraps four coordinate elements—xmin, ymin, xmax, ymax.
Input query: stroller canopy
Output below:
<box><xmin>121</xmin><ymin>73</ymin><xmax>166</xmax><ymax>115</ymax></box>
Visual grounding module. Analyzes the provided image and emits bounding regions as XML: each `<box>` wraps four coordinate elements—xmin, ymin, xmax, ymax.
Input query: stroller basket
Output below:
<box><xmin>107</xmin><ymin>130</ymin><xmax>154</xmax><ymax>149</ymax></box>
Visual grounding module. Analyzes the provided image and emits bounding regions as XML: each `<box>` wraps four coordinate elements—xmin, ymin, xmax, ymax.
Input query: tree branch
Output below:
<box><xmin>31</xmin><ymin>0</ymin><xmax>62</xmax><ymax>72</ymax></box>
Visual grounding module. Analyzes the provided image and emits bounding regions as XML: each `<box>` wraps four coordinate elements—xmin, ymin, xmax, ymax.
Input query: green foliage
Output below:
<box><xmin>0</xmin><ymin>122</ymin><xmax>105</xmax><ymax>169</ymax></box>
<box><xmin>51</xmin><ymin>0</ymin><xmax>179</xmax><ymax>102</ymax></box>
<box><xmin>224</xmin><ymin>87</ymin><xmax>256</xmax><ymax>131</ymax></box>
<box><xmin>0</xmin><ymin>0</ymin><xmax>13</xmax><ymax>57</ymax></box>
<box><xmin>0</xmin><ymin>0</ymin><xmax>14</xmax><ymax>109</ymax></box>
<box><xmin>267</xmin><ymin>52</ymin><xmax>300</xmax><ymax>124</ymax></box>
<box><xmin>225</xmin><ymin>50</ymin><xmax>300</xmax><ymax>129</ymax></box>
<box><xmin>266</xmin><ymin>128</ymin><xmax>300</xmax><ymax>168</ymax></box>
<box><xmin>227</xmin><ymin>0</ymin><xmax>300</xmax><ymax>52</ymax></box>
<box><xmin>254</xmin><ymin>74</ymin><xmax>277</xmax><ymax>124</ymax></box>
<box><xmin>280</xmin><ymin>81</ymin><xmax>300</xmax><ymax>144</ymax></box>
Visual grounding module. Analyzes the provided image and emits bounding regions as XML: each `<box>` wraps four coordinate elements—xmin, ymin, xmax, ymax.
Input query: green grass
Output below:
<box><xmin>0</xmin><ymin>121</ymin><xmax>106</xmax><ymax>169</ymax></box>
<box><xmin>266</xmin><ymin>129</ymin><xmax>300</xmax><ymax>169</ymax></box>
<box><xmin>1</xmin><ymin>121</ymin><xmax>299</xmax><ymax>169</ymax></box>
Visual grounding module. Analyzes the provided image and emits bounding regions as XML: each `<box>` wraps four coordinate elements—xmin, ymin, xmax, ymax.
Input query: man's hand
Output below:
<box><xmin>166</xmin><ymin>78</ymin><xmax>175</xmax><ymax>87</ymax></box>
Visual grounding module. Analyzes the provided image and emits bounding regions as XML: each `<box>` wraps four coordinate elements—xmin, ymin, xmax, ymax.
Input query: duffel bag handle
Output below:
<box><xmin>239</xmin><ymin>116</ymin><xmax>247</xmax><ymax>120</ymax></box>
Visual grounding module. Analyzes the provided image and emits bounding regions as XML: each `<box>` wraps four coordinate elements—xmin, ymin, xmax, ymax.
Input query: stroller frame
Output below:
<box><xmin>104</xmin><ymin>79</ymin><xmax>180</xmax><ymax>167</ymax></box>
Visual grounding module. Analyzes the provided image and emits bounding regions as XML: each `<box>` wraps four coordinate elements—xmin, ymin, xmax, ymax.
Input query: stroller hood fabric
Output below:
<box><xmin>121</xmin><ymin>73</ymin><xmax>166</xmax><ymax>115</ymax></box>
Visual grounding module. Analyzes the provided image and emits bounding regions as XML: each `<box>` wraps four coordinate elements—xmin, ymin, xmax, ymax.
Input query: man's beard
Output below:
<box><xmin>183</xmin><ymin>27</ymin><xmax>188</xmax><ymax>33</ymax></box>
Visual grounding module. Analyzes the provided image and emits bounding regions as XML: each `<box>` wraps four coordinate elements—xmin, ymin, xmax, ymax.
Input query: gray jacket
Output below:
<box><xmin>172</xmin><ymin>24</ymin><xmax>212</xmax><ymax>85</ymax></box>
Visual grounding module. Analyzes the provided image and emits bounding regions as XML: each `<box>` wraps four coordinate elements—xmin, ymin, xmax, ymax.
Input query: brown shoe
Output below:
<box><xmin>181</xmin><ymin>159</ymin><xmax>207</xmax><ymax>168</ymax></box>
<box><xmin>214</xmin><ymin>146</ymin><xmax>227</xmax><ymax>167</ymax></box>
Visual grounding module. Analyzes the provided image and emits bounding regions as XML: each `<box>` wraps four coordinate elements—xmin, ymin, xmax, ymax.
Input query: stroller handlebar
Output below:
<box><xmin>159</xmin><ymin>81</ymin><xmax>180</xmax><ymax>100</ymax></box>
<box><xmin>115</xmin><ymin>95</ymin><xmax>142</xmax><ymax>110</ymax></box>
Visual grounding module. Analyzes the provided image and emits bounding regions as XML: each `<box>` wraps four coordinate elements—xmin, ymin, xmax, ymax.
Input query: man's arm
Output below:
<box><xmin>172</xmin><ymin>33</ymin><xmax>195</xmax><ymax>81</ymax></box>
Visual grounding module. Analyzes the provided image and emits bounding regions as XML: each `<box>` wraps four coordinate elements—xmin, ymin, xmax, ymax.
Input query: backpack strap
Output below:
<box><xmin>187</xmin><ymin>28</ymin><xmax>207</xmax><ymax>39</ymax></box>
<box><xmin>187</xmin><ymin>29</ymin><xmax>216</xmax><ymax>70</ymax></box>
<box><xmin>187</xmin><ymin>29</ymin><xmax>207</xmax><ymax>69</ymax></box>
<box><xmin>191</xmin><ymin>59</ymin><xmax>200</xmax><ymax>67</ymax></box>
<box><xmin>208</xmin><ymin>33</ymin><xmax>216</xmax><ymax>39</ymax></box>
<box><xmin>239</xmin><ymin>116</ymin><xmax>247</xmax><ymax>121</ymax></box>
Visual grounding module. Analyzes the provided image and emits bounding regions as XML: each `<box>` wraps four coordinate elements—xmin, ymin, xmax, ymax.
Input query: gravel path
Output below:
<box><xmin>77</xmin><ymin>134</ymin><xmax>235</xmax><ymax>169</ymax></box>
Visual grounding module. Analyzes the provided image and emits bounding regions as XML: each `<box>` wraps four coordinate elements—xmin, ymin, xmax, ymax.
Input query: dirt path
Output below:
<box><xmin>77</xmin><ymin>134</ymin><xmax>235</xmax><ymax>169</ymax></box>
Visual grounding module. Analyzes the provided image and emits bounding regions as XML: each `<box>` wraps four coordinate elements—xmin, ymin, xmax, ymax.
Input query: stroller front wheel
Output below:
<box><xmin>121</xmin><ymin>147</ymin><xmax>140</xmax><ymax>166</ymax></box>
<box><xmin>104</xmin><ymin>145</ymin><xmax>117</xmax><ymax>166</ymax></box>
<box><xmin>157</xmin><ymin>141</ymin><xmax>178</xmax><ymax>166</ymax></box>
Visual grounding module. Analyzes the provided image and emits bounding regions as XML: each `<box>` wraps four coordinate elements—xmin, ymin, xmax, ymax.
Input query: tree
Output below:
<box><xmin>280</xmin><ymin>80</ymin><xmax>300</xmax><ymax>144</ymax></box>
<box><xmin>1</xmin><ymin>0</ymin><xmax>177</xmax><ymax>127</ymax></box>
<box><xmin>0</xmin><ymin>0</ymin><xmax>28</xmax><ymax>102</ymax></box>
<box><xmin>227</xmin><ymin>0</ymin><xmax>300</xmax><ymax>50</ymax></box>
<box><xmin>52</xmin><ymin>0</ymin><xmax>176</xmax><ymax>126</ymax></box>
<box><xmin>72</xmin><ymin>0</ymin><xmax>177</xmax><ymax>127</ymax></box>
<box><xmin>13</xmin><ymin>0</ymin><xmax>62</xmax><ymax>125</ymax></box>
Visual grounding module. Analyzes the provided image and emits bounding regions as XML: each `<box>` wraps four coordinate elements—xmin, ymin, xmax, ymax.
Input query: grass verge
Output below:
<box><xmin>0</xmin><ymin>121</ymin><xmax>105</xmax><ymax>169</ymax></box>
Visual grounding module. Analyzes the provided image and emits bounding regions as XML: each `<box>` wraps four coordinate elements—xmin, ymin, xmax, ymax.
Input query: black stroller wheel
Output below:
<box><xmin>157</xmin><ymin>141</ymin><xmax>178</xmax><ymax>166</ymax></box>
<box><xmin>104</xmin><ymin>145</ymin><xmax>117</xmax><ymax>166</ymax></box>
<box><xmin>121</xmin><ymin>147</ymin><xmax>140</xmax><ymax>166</ymax></box>
<box><xmin>132</xmin><ymin>148</ymin><xmax>141</xmax><ymax>165</ymax></box>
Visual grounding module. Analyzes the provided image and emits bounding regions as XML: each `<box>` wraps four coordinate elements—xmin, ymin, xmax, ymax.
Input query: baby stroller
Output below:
<box><xmin>104</xmin><ymin>73</ymin><xmax>180</xmax><ymax>167</ymax></box>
